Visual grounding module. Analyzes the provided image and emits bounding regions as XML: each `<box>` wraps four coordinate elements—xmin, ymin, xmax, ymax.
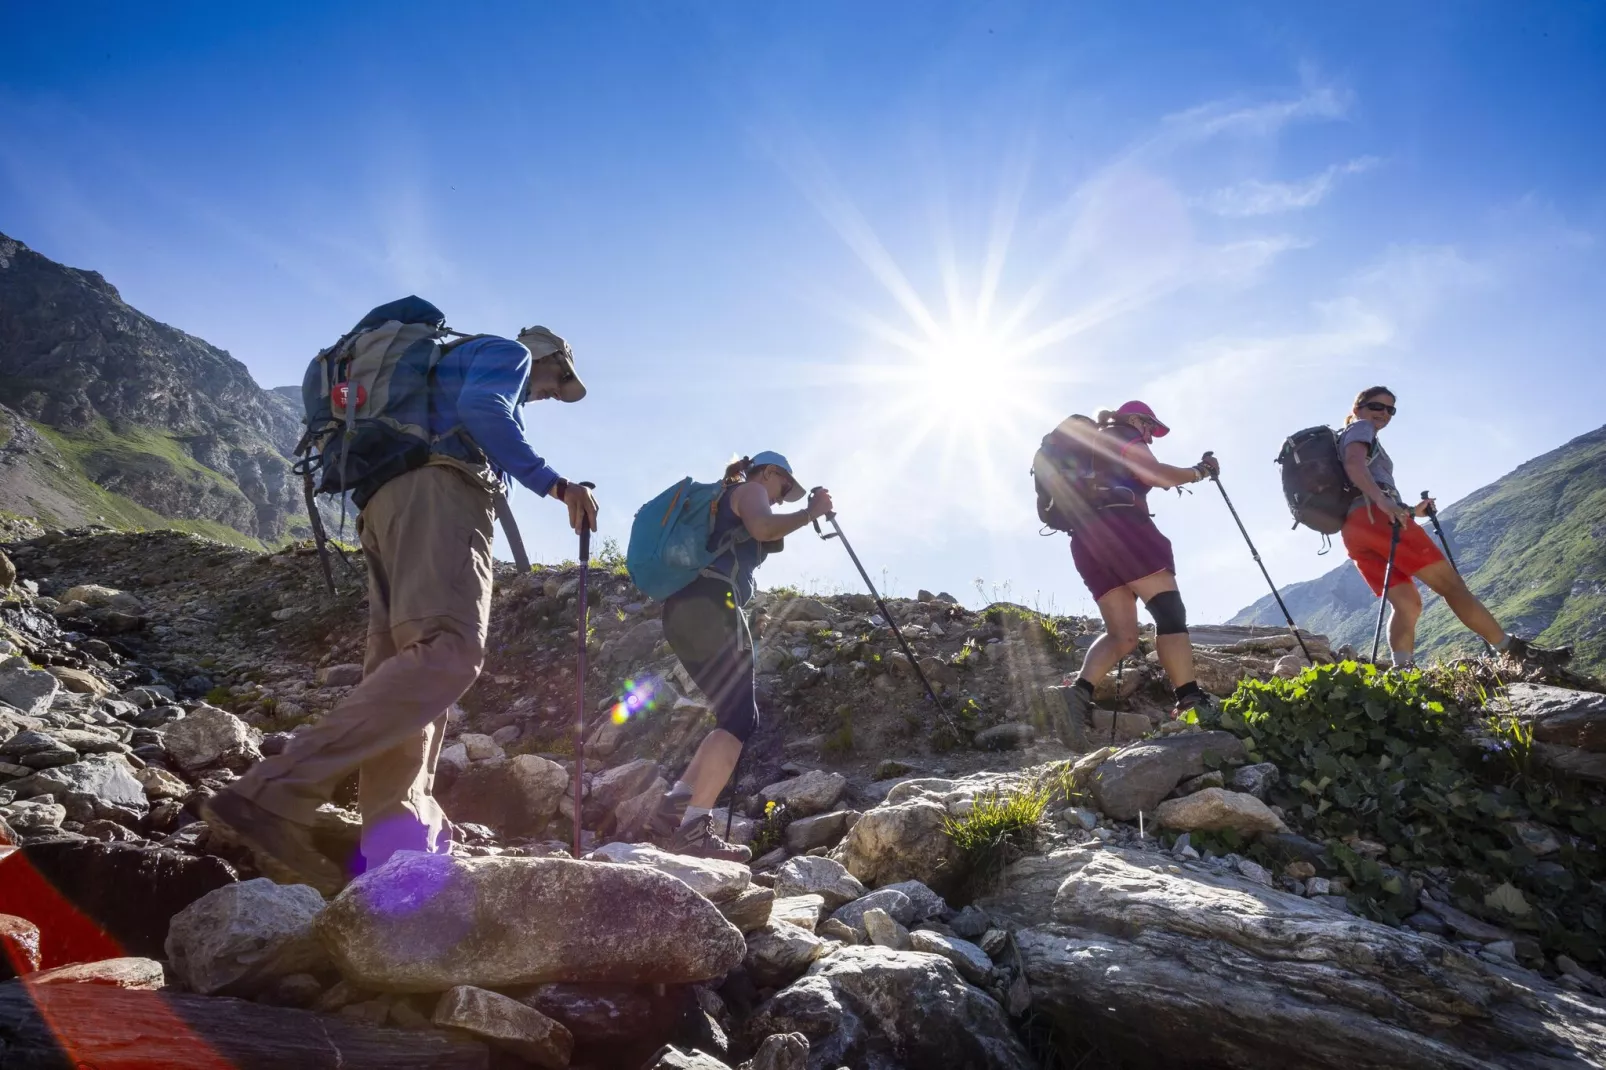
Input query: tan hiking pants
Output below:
<box><xmin>233</xmin><ymin>463</ymin><xmax>495</xmax><ymax>870</ymax></box>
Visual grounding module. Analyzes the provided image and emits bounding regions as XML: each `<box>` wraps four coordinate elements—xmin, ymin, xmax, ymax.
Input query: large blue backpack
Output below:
<box><xmin>626</xmin><ymin>477</ymin><xmax>745</xmax><ymax>601</ymax></box>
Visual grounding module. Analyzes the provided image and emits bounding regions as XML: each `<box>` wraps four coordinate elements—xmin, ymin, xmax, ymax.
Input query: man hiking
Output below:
<box><xmin>1338</xmin><ymin>385</ymin><xmax>1562</xmax><ymax>669</ymax></box>
<box><xmin>1054</xmin><ymin>401</ymin><xmax>1221</xmax><ymax>726</ymax></box>
<box><xmin>203</xmin><ymin>323</ymin><xmax>598</xmax><ymax>894</ymax></box>
<box><xmin>644</xmin><ymin>453</ymin><xmax>832</xmax><ymax>861</ymax></box>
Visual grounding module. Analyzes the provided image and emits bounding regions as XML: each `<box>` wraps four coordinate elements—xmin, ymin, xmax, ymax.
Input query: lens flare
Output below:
<box><xmin>610</xmin><ymin>676</ymin><xmax>660</xmax><ymax>725</ymax></box>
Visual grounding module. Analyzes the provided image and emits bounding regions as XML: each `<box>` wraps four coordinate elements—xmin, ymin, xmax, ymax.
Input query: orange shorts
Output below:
<box><xmin>1341</xmin><ymin>507</ymin><xmax>1445</xmax><ymax>595</ymax></box>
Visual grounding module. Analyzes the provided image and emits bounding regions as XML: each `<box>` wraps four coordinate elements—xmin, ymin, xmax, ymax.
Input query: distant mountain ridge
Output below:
<box><xmin>1231</xmin><ymin>424</ymin><xmax>1606</xmax><ymax>676</ymax></box>
<box><xmin>0</xmin><ymin>231</ymin><xmax>310</xmax><ymax>545</ymax></box>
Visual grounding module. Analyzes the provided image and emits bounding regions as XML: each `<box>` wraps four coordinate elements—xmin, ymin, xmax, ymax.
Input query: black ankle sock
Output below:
<box><xmin>1073</xmin><ymin>677</ymin><xmax>1095</xmax><ymax>696</ymax></box>
<box><xmin>1174</xmin><ymin>681</ymin><xmax>1204</xmax><ymax>703</ymax></box>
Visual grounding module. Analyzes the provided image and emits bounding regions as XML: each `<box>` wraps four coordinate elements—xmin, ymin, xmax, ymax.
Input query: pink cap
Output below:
<box><xmin>1114</xmin><ymin>400</ymin><xmax>1169</xmax><ymax>437</ymax></box>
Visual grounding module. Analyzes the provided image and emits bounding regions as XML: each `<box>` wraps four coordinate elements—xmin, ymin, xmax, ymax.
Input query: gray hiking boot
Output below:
<box><xmin>201</xmin><ymin>789</ymin><xmax>346</xmax><ymax>896</ymax></box>
<box><xmin>1503</xmin><ymin>636</ymin><xmax>1573</xmax><ymax>669</ymax></box>
<box><xmin>666</xmin><ymin>812</ymin><xmax>752</xmax><ymax>863</ymax></box>
<box><xmin>647</xmin><ymin>787</ymin><xmax>694</xmax><ymax>844</ymax></box>
<box><xmin>1058</xmin><ymin>683</ymin><xmax>1095</xmax><ymax>747</ymax></box>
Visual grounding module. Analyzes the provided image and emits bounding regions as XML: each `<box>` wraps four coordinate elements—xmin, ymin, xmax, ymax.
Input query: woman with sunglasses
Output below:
<box><xmin>1059</xmin><ymin>401</ymin><xmax>1220</xmax><ymax>730</ymax></box>
<box><xmin>1339</xmin><ymin>385</ymin><xmax>1549</xmax><ymax>668</ymax></box>
<box><xmin>647</xmin><ymin>451</ymin><xmax>833</xmax><ymax>860</ymax></box>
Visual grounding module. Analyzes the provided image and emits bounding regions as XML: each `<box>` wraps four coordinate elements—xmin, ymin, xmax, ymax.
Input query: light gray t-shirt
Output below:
<box><xmin>1337</xmin><ymin>421</ymin><xmax>1398</xmax><ymax>511</ymax></box>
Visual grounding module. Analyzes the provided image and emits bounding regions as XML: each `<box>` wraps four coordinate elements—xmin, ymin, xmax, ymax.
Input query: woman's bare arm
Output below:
<box><xmin>728</xmin><ymin>482</ymin><xmax>818</xmax><ymax>541</ymax></box>
<box><xmin>1343</xmin><ymin>441</ymin><xmax>1411</xmax><ymax>521</ymax></box>
<box><xmin>1120</xmin><ymin>440</ymin><xmax>1203</xmax><ymax>489</ymax></box>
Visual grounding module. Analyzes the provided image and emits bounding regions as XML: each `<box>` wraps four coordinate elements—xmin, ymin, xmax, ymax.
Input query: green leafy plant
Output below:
<box><xmin>1216</xmin><ymin>662</ymin><xmax>1606</xmax><ymax>959</ymax></box>
<box><xmin>944</xmin><ymin>782</ymin><xmax>1050</xmax><ymax>893</ymax></box>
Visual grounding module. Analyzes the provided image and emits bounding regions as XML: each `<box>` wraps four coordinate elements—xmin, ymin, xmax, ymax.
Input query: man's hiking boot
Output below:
<box><xmin>1058</xmin><ymin>683</ymin><xmax>1094</xmax><ymax>747</ymax></box>
<box><xmin>647</xmin><ymin>787</ymin><xmax>694</xmax><ymax>844</ymax></box>
<box><xmin>1171</xmin><ymin>691</ymin><xmax>1217</xmax><ymax>723</ymax></box>
<box><xmin>1503</xmin><ymin>635</ymin><xmax>1574</xmax><ymax>669</ymax></box>
<box><xmin>201</xmin><ymin>789</ymin><xmax>346</xmax><ymax>896</ymax></box>
<box><xmin>665</xmin><ymin>812</ymin><xmax>752</xmax><ymax>863</ymax></box>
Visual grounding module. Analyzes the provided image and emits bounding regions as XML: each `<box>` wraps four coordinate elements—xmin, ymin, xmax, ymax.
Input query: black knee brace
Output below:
<box><xmin>1146</xmin><ymin>590</ymin><xmax>1188</xmax><ymax>635</ymax></box>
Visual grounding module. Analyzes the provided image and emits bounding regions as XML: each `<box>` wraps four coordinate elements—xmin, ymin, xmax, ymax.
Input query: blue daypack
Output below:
<box><xmin>626</xmin><ymin>477</ymin><xmax>745</xmax><ymax>601</ymax></box>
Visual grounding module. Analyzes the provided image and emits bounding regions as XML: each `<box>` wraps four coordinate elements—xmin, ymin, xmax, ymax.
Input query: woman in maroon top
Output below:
<box><xmin>1061</xmin><ymin>401</ymin><xmax>1219</xmax><ymax>727</ymax></box>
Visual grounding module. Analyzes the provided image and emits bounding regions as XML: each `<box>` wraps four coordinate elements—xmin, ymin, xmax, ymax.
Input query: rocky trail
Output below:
<box><xmin>3</xmin><ymin>527</ymin><xmax>1606</xmax><ymax>1068</ymax></box>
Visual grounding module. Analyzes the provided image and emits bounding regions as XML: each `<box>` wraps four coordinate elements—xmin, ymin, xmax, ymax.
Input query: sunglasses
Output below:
<box><xmin>1362</xmin><ymin>401</ymin><xmax>1397</xmax><ymax>415</ymax></box>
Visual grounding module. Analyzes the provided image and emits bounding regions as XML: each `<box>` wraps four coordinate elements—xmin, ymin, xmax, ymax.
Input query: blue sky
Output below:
<box><xmin>4</xmin><ymin>2</ymin><xmax>1604</xmax><ymax>624</ymax></box>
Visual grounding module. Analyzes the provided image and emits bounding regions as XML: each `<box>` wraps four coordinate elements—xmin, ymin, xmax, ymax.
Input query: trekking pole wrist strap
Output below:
<box><xmin>550</xmin><ymin>477</ymin><xmax>570</xmax><ymax>500</ymax></box>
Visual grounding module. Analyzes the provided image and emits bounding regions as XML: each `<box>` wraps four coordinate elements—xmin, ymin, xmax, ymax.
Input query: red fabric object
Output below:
<box><xmin>1342</xmin><ymin>509</ymin><xmax>1445</xmax><ymax>596</ymax></box>
<box><xmin>1070</xmin><ymin>509</ymin><xmax>1177</xmax><ymax>600</ymax></box>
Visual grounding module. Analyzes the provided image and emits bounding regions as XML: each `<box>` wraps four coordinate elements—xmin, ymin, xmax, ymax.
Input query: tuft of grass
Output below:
<box><xmin>203</xmin><ymin>686</ymin><xmax>234</xmax><ymax>708</ymax></box>
<box><xmin>944</xmin><ymin>782</ymin><xmax>1050</xmax><ymax>893</ymax></box>
<box><xmin>822</xmin><ymin>705</ymin><xmax>854</xmax><ymax>757</ymax></box>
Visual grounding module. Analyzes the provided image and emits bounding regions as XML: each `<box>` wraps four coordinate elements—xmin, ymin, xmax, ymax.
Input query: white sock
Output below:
<box><xmin>1496</xmin><ymin>634</ymin><xmax>1515</xmax><ymax>652</ymax></box>
<box><xmin>679</xmin><ymin>805</ymin><xmax>711</xmax><ymax>828</ymax></box>
<box><xmin>1391</xmin><ymin>649</ymin><xmax>1415</xmax><ymax>668</ymax></box>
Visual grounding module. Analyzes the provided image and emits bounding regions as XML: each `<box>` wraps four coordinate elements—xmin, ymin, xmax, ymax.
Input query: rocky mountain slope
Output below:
<box><xmin>1232</xmin><ymin>423</ymin><xmax>1606</xmax><ymax>675</ymax></box>
<box><xmin>0</xmin><ymin>232</ymin><xmax>309</xmax><ymax>546</ymax></box>
<box><xmin>4</xmin><ymin>527</ymin><xmax>1606</xmax><ymax>1068</ymax></box>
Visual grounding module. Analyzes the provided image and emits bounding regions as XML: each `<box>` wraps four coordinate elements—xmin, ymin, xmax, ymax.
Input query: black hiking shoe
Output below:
<box><xmin>1059</xmin><ymin>683</ymin><xmax>1094</xmax><ymax>747</ymax></box>
<box><xmin>1171</xmin><ymin>691</ymin><xmax>1218</xmax><ymax>723</ymax></box>
<box><xmin>1502</xmin><ymin>636</ymin><xmax>1573</xmax><ymax>669</ymax></box>
<box><xmin>665</xmin><ymin>812</ymin><xmax>752</xmax><ymax>863</ymax></box>
<box><xmin>201</xmin><ymin>789</ymin><xmax>346</xmax><ymax>896</ymax></box>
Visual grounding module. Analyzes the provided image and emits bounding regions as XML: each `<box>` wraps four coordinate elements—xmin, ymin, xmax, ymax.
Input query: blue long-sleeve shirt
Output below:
<box><xmin>429</xmin><ymin>336</ymin><xmax>561</xmax><ymax>497</ymax></box>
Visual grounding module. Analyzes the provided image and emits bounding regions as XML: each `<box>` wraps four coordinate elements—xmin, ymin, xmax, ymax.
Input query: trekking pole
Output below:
<box><xmin>1203</xmin><ymin>454</ymin><xmax>1313</xmax><ymax>664</ymax></box>
<box><xmin>1421</xmin><ymin>491</ymin><xmax>1493</xmax><ymax>655</ymax></box>
<box><xmin>571</xmin><ymin>481</ymin><xmax>597</xmax><ymax>860</ymax></box>
<box><xmin>1370</xmin><ymin>518</ymin><xmax>1403</xmax><ymax>665</ymax></box>
<box><xmin>811</xmin><ymin>503</ymin><xmax>962</xmax><ymax>737</ymax></box>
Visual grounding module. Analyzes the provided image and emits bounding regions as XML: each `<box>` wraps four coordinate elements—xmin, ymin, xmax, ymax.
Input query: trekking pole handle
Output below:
<box><xmin>1420</xmin><ymin>490</ymin><xmax>1435</xmax><ymax>517</ymax></box>
<box><xmin>1202</xmin><ymin>451</ymin><xmax>1219</xmax><ymax>481</ymax></box>
<box><xmin>808</xmin><ymin>487</ymin><xmax>837</xmax><ymax>538</ymax></box>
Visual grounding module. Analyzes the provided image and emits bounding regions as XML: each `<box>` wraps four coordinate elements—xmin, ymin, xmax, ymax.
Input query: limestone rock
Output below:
<box><xmin>831</xmin><ymin>888</ymin><xmax>915</xmax><ymax>933</ymax></box>
<box><xmin>10</xmin><ymin>753</ymin><xmax>148</xmax><ymax>815</ymax></box>
<box><xmin>745</xmin><ymin>946</ymin><xmax>1033</xmax><ymax>1069</ymax></box>
<box><xmin>443</xmin><ymin>754</ymin><xmax>568</xmax><ymax>838</ymax></box>
<box><xmin>744</xmin><ymin>921</ymin><xmax>826</xmax><ymax>988</ymax></box>
<box><xmin>584</xmin><ymin>758</ymin><xmax>661</xmax><ymax>824</ymax></box>
<box><xmin>1155</xmin><ymin>788</ymin><xmax>1288</xmax><ymax>836</ymax></box>
<box><xmin>48</xmin><ymin>666</ymin><xmax>113</xmax><ymax>696</ymax></box>
<box><xmin>761</xmin><ymin>769</ymin><xmax>847</xmax><ymax>818</ymax></box>
<box><xmin>589</xmin><ymin>840</ymin><xmax>750</xmax><ymax>901</ymax></box>
<box><xmin>135</xmin><ymin>765</ymin><xmax>189</xmax><ymax>800</ymax></box>
<box><xmin>878</xmin><ymin>879</ymin><xmax>949</xmax><ymax>922</ymax></box>
<box><xmin>643</xmin><ymin>1046</ymin><xmax>734</xmax><ymax>1070</ymax></box>
<box><xmin>315</xmin><ymin>663</ymin><xmax>364</xmax><ymax>688</ymax></box>
<box><xmin>433</xmin><ymin>984</ymin><xmax>572</xmax><ymax>1068</ymax></box>
<box><xmin>908</xmin><ymin>929</ymin><xmax>993</xmax><ymax>983</ymax></box>
<box><xmin>1229</xmin><ymin>761</ymin><xmax>1279</xmax><ymax>799</ymax></box>
<box><xmin>782</xmin><ymin>809</ymin><xmax>858</xmax><ymax>853</ymax></box>
<box><xmin>719</xmin><ymin>885</ymin><xmax>776</xmax><ymax>933</ymax></box>
<box><xmin>774</xmin><ymin>597</ymin><xmax>834</xmax><ymax>622</ymax></box>
<box><xmin>773</xmin><ymin>855</ymin><xmax>866</xmax><ymax>910</ymax></box>
<box><xmin>1030</xmin><ymin>685</ymin><xmax>1090</xmax><ymax>750</ymax></box>
<box><xmin>771</xmin><ymin>894</ymin><xmax>825</xmax><ymax>932</ymax></box>
<box><xmin>743</xmin><ymin>1031</ymin><xmax>809</xmax><ymax>1070</ymax></box>
<box><xmin>1506</xmin><ymin>682</ymin><xmax>1606</xmax><ymax>751</ymax></box>
<box><xmin>862</xmin><ymin>907</ymin><xmax>909</xmax><ymax>949</ymax></box>
<box><xmin>831</xmin><ymin>796</ymin><xmax>961</xmax><ymax>895</ymax></box>
<box><xmin>0</xmin><ymin>666</ymin><xmax>59</xmax><ymax>718</ymax></box>
<box><xmin>1010</xmin><ymin>846</ymin><xmax>1606</xmax><ymax>1069</ymax></box>
<box><xmin>166</xmin><ymin>878</ymin><xmax>328</xmax><ymax>995</ymax></box>
<box><xmin>459</xmin><ymin>733</ymin><xmax>503</xmax><ymax>761</ymax></box>
<box><xmin>317</xmin><ymin>853</ymin><xmax>745</xmax><ymax>991</ymax></box>
<box><xmin>1</xmin><ymin>913</ymin><xmax>42</xmax><ymax>980</ymax></box>
<box><xmin>162</xmin><ymin>704</ymin><xmax>262</xmax><ymax>772</ymax></box>
<box><xmin>1089</xmin><ymin>731</ymin><xmax>1246</xmax><ymax>821</ymax></box>
<box><xmin>24</xmin><ymin>956</ymin><xmax>166</xmax><ymax>989</ymax></box>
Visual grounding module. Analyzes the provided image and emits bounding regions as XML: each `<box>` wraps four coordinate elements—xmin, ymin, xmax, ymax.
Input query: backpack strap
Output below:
<box><xmin>490</xmin><ymin>489</ymin><xmax>533</xmax><ymax>574</ymax></box>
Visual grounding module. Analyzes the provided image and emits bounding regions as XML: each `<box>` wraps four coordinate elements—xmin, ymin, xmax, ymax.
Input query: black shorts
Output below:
<box><xmin>661</xmin><ymin>576</ymin><xmax>760</xmax><ymax>743</ymax></box>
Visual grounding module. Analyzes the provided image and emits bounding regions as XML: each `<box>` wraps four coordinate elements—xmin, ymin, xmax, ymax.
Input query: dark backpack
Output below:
<box><xmin>1276</xmin><ymin>426</ymin><xmax>1361</xmax><ymax>534</ymax></box>
<box><xmin>1032</xmin><ymin>416</ymin><xmax>1135</xmax><ymax>534</ymax></box>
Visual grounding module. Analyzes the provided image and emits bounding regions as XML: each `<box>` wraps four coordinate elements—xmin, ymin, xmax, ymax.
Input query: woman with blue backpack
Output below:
<box><xmin>628</xmin><ymin>451</ymin><xmax>832</xmax><ymax>860</ymax></box>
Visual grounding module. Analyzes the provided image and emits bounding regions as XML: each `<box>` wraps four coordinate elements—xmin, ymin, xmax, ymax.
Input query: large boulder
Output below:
<box><xmin>0</xmin><ymin>666</ymin><xmax>59</xmax><ymax>718</ymax></box>
<box><xmin>745</xmin><ymin>946</ymin><xmax>1034</xmax><ymax>1069</ymax></box>
<box><xmin>442</xmin><ymin>754</ymin><xmax>568</xmax><ymax>838</ymax></box>
<box><xmin>1506</xmin><ymin>683</ymin><xmax>1606</xmax><ymax>751</ymax></box>
<box><xmin>165</xmin><ymin>878</ymin><xmax>329</xmax><ymax>995</ymax></box>
<box><xmin>783</xmin><ymin>810</ymin><xmax>858</xmax><ymax>854</ymax></box>
<box><xmin>773</xmin><ymin>855</ymin><xmax>866</xmax><ymax>911</ymax></box>
<box><xmin>23</xmin><ymin>956</ymin><xmax>167</xmax><ymax>989</ymax></box>
<box><xmin>317</xmin><ymin>853</ymin><xmax>745</xmax><ymax>992</ymax></box>
<box><xmin>1088</xmin><ymin>731</ymin><xmax>1246</xmax><ymax>821</ymax></box>
<box><xmin>1003</xmin><ymin>846</ymin><xmax>1606</xmax><ymax>1069</ymax></box>
<box><xmin>584</xmin><ymin>758</ymin><xmax>661</xmax><ymax>825</ymax></box>
<box><xmin>831</xmin><ymin>797</ymin><xmax>961</xmax><ymax>895</ymax></box>
<box><xmin>161</xmin><ymin>704</ymin><xmax>262</xmax><ymax>772</ymax></box>
<box><xmin>1154</xmin><ymin>788</ymin><xmax>1288</xmax><ymax>836</ymax></box>
<box><xmin>761</xmin><ymin>770</ymin><xmax>847</xmax><ymax>818</ymax></box>
<box><xmin>589</xmin><ymin>841</ymin><xmax>751</xmax><ymax>901</ymax></box>
<box><xmin>0</xmin><ymin>840</ymin><xmax>237</xmax><ymax>966</ymax></box>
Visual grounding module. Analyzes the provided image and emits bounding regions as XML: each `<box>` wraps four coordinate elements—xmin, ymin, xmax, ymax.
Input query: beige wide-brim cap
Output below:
<box><xmin>517</xmin><ymin>325</ymin><xmax>587</xmax><ymax>403</ymax></box>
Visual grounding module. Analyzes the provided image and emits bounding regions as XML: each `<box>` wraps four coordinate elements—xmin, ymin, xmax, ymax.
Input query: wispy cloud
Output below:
<box><xmin>1206</xmin><ymin>156</ymin><xmax>1380</xmax><ymax>217</ymax></box>
<box><xmin>1158</xmin><ymin>82</ymin><xmax>1351</xmax><ymax>146</ymax></box>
